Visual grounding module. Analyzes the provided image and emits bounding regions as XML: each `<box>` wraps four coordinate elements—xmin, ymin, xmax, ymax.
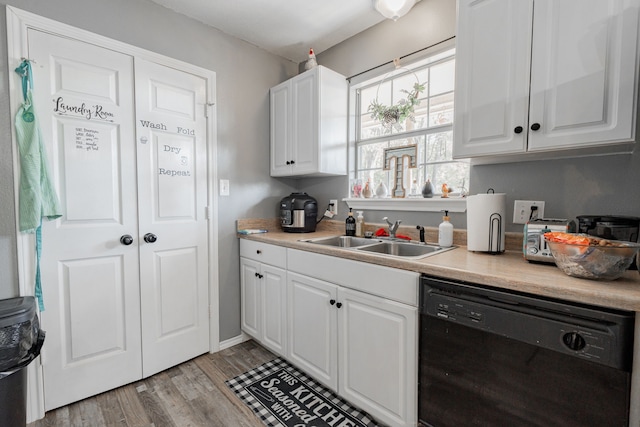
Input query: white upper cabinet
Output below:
<box><xmin>270</xmin><ymin>66</ymin><xmax>348</xmax><ymax>177</ymax></box>
<box><xmin>453</xmin><ymin>0</ymin><xmax>639</xmax><ymax>159</ymax></box>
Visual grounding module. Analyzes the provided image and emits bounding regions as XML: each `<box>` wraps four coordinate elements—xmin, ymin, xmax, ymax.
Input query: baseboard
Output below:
<box><xmin>218</xmin><ymin>332</ymin><xmax>252</xmax><ymax>350</ymax></box>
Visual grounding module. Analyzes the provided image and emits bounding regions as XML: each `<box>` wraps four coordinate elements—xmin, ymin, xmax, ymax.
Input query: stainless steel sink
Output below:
<box><xmin>356</xmin><ymin>241</ymin><xmax>451</xmax><ymax>258</ymax></box>
<box><xmin>300</xmin><ymin>235</ymin><xmax>454</xmax><ymax>259</ymax></box>
<box><xmin>301</xmin><ymin>235</ymin><xmax>383</xmax><ymax>248</ymax></box>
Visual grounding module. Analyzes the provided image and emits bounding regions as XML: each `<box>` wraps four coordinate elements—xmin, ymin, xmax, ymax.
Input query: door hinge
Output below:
<box><xmin>205</xmin><ymin>102</ymin><xmax>215</xmax><ymax>118</ymax></box>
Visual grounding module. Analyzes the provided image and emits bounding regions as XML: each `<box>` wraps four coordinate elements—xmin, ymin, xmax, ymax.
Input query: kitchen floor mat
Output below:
<box><xmin>225</xmin><ymin>357</ymin><xmax>385</xmax><ymax>427</ymax></box>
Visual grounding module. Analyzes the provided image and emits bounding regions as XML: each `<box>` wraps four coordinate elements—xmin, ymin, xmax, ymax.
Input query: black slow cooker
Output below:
<box><xmin>279</xmin><ymin>193</ymin><xmax>318</xmax><ymax>233</ymax></box>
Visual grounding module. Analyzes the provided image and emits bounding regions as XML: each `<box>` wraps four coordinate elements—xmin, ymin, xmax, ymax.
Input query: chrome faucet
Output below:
<box><xmin>383</xmin><ymin>217</ymin><xmax>402</xmax><ymax>239</ymax></box>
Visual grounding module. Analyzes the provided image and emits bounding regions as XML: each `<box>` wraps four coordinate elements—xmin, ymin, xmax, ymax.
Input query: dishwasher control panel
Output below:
<box><xmin>434</xmin><ymin>301</ymin><xmax>484</xmax><ymax>324</ymax></box>
<box><xmin>423</xmin><ymin>289</ymin><xmax>629</xmax><ymax>370</ymax></box>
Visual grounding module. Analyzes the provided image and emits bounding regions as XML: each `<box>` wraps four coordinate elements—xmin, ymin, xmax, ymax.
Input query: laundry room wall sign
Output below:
<box><xmin>53</xmin><ymin>96</ymin><xmax>115</xmax><ymax>122</ymax></box>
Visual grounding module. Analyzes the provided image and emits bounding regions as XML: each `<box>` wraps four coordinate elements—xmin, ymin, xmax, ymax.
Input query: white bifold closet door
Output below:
<box><xmin>28</xmin><ymin>28</ymin><xmax>209</xmax><ymax>411</ymax></box>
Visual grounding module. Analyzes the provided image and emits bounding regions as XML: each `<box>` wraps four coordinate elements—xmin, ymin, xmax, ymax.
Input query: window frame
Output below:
<box><xmin>344</xmin><ymin>43</ymin><xmax>468</xmax><ymax>213</ymax></box>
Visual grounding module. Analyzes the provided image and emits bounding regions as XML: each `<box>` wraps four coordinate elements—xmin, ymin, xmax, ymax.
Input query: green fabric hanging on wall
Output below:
<box><xmin>14</xmin><ymin>60</ymin><xmax>62</xmax><ymax>310</ymax></box>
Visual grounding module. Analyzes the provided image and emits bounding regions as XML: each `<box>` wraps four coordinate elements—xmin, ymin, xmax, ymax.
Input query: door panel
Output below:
<box><xmin>261</xmin><ymin>265</ymin><xmax>287</xmax><ymax>355</ymax></box>
<box><xmin>156</xmin><ymin>247</ymin><xmax>198</xmax><ymax>335</ymax></box>
<box><xmin>63</xmin><ymin>257</ymin><xmax>127</xmax><ymax>360</ymax></box>
<box><xmin>287</xmin><ymin>272</ymin><xmax>337</xmax><ymax>391</ymax></box>
<box><xmin>135</xmin><ymin>58</ymin><xmax>209</xmax><ymax>378</ymax></box>
<box><xmin>57</xmin><ymin>122</ymin><xmax>122</xmax><ymax>223</ymax></box>
<box><xmin>270</xmin><ymin>82</ymin><xmax>291</xmax><ymax>176</ymax></box>
<box><xmin>240</xmin><ymin>258</ymin><xmax>261</xmax><ymax>337</ymax></box>
<box><xmin>291</xmin><ymin>72</ymin><xmax>317</xmax><ymax>174</ymax></box>
<box><xmin>154</xmin><ymin>132</ymin><xmax>196</xmax><ymax>218</ymax></box>
<box><xmin>528</xmin><ymin>0</ymin><xmax>638</xmax><ymax>150</ymax></box>
<box><xmin>453</xmin><ymin>0</ymin><xmax>532</xmax><ymax>157</ymax></box>
<box><xmin>28</xmin><ymin>28</ymin><xmax>142</xmax><ymax>411</ymax></box>
<box><xmin>338</xmin><ymin>288</ymin><xmax>417</xmax><ymax>427</ymax></box>
<box><xmin>53</xmin><ymin>57</ymin><xmax>120</xmax><ymax>101</ymax></box>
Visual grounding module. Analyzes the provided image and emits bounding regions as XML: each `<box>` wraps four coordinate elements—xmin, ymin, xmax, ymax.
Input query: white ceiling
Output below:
<box><xmin>147</xmin><ymin>0</ymin><xmax>387</xmax><ymax>63</ymax></box>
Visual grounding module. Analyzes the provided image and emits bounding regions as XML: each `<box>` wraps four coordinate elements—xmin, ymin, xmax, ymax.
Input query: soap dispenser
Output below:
<box><xmin>438</xmin><ymin>210</ymin><xmax>454</xmax><ymax>247</ymax></box>
<box><xmin>355</xmin><ymin>211</ymin><xmax>365</xmax><ymax>237</ymax></box>
<box><xmin>346</xmin><ymin>208</ymin><xmax>356</xmax><ymax>236</ymax></box>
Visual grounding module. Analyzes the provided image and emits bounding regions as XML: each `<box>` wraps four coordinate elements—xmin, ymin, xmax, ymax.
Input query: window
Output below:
<box><xmin>351</xmin><ymin>49</ymin><xmax>469</xmax><ymax>203</ymax></box>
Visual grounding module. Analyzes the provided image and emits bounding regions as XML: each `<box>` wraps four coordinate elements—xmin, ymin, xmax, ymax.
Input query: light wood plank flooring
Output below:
<box><xmin>28</xmin><ymin>340</ymin><xmax>276</xmax><ymax>427</ymax></box>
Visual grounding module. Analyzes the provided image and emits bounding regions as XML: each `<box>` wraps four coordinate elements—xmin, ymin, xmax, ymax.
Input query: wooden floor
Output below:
<box><xmin>28</xmin><ymin>340</ymin><xmax>276</xmax><ymax>427</ymax></box>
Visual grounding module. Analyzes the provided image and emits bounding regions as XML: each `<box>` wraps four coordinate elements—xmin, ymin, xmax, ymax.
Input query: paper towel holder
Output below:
<box><xmin>487</xmin><ymin>212</ymin><xmax>503</xmax><ymax>253</ymax></box>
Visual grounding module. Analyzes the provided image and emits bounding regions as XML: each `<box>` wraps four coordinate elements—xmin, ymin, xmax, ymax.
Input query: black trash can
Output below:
<box><xmin>0</xmin><ymin>297</ymin><xmax>45</xmax><ymax>427</ymax></box>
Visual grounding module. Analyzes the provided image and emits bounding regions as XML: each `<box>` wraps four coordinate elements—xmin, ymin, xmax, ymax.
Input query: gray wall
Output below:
<box><xmin>303</xmin><ymin>0</ymin><xmax>640</xmax><ymax>234</ymax></box>
<box><xmin>2</xmin><ymin>0</ymin><xmax>638</xmax><ymax>342</ymax></box>
<box><xmin>0</xmin><ymin>0</ymin><xmax>301</xmax><ymax>340</ymax></box>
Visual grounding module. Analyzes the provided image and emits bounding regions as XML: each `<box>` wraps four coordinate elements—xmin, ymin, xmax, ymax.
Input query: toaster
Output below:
<box><xmin>524</xmin><ymin>219</ymin><xmax>576</xmax><ymax>263</ymax></box>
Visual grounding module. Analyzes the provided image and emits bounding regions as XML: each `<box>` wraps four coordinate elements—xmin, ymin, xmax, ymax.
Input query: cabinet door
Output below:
<box><xmin>338</xmin><ymin>288</ymin><xmax>418</xmax><ymax>427</ymax></box>
<box><xmin>261</xmin><ymin>264</ymin><xmax>287</xmax><ymax>355</ymax></box>
<box><xmin>453</xmin><ymin>0</ymin><xmax>533</xmax><ymax>157</ymax></box>
<box><xmin>287</xmin><ymin>272</ymin><xmax>338</xmax><ymax>391</ymax></box>
<box><xmin>290</xmin><ymin>70</ymin><xmax>318</xmax><ymax>175</ymax></box>
<box><xmin>240</xmin><ymin>258</ymin><xmax>261</xmax><ymax>338</ymax></box>
<box><xmin>527</xmin><ymin>0</ymin><xmax>639</xmax><ymax>151</ymax></box>
<box><xmin>270</xmin><ymin>81</ymin><xmax>292</xmax><ymax>176</ymax></box>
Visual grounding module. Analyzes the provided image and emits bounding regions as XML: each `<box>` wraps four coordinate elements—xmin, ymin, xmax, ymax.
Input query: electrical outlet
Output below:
<box><xmin>329</xmin><ymin>199</ymin><xmax>338</xmax><ymax>216</ymax></box>
<box><xmin>513</xmin><ymin>200</ymin><xmax>545</xmax><ymax>224</ymax></box>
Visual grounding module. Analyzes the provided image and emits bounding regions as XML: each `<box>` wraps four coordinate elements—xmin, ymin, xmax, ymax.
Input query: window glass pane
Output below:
<box><xmin>360</xmin><ymin>86</ymin><xmax>378</xmax><ymax>115</ymax></box>
<box><xmin>360</xmin><ymin>113</ymin><xmax>386</xmax><ymax>139</ymax></box>
<box><xmin>373</xmin><ymin>80</ymin><xmax>392</xmax><ymax>105</ymax></box>
<box><xmin>430</xmin><ymin>59</ymin><xmax>455</xmax><ymax>96</ymax></box>
<box><xmin>429</xmin><ymin>92</ymin><xmax>454</xmax><ymax>127</ymax></box>
<box><xmin>425</xmin><ymin>131</ymin><xmax>453</xmax><ymax>162</ymax></box>
<box><xmin>358</xmin><ymin>141</ymin><xmax>387</xmax><ymax>169</ymax></box>
<box><xmin>426</xmin><ymin>162</ymin><xmax>469</xmax><ymax>195</ymax></box>
<box><xmin>411</xmin><ymin>97</ymin><xmax>429</xmax><ymax>131</ymax></box>
<box><xmin>415</xmin><ymin>68</ymin><xmax>429</xmax><ymax>92</ymax></box>
<box><xmin>357</xmin><ymin>170</ymin><xmax>391</xmax><ymax>194</ymax></box>
<box><xmin>392</xmin><ymin>73</ymin><xmax>419</xmax><ymax>104</ymax></box>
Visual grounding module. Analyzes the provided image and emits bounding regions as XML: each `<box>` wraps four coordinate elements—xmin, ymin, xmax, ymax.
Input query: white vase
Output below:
<box><xmin>375</xmin><ymin>182</ymin><xmax>388</xmax><ymax>198</ymax></box>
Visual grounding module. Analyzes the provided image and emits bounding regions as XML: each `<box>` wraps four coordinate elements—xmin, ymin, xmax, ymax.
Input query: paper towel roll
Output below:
<box><xmin>466</xmin><ymin>193</ymin><xmax>506</xmax><ymax>253</ymax></box>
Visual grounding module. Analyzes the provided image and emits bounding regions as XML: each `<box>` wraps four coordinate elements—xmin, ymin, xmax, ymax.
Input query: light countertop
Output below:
<box><xmin>237</xmin><ymin>219</ymin><xmax>640</xmax><ymax>312</ymax></box>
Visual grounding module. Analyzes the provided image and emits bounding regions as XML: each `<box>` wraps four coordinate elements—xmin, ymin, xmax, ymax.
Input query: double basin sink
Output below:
<box><xmin>299</xmin><ymin>235</ymin><xmax>454</xmax><ymax>260</ymax></box>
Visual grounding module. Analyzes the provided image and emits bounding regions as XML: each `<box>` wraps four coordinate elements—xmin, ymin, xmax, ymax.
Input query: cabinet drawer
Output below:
<box><xmin>240</xmin><ymin>239</ymin><xmax>287</xmax><ymax>268</ymax></box>
<box><xmin>287</xmin><ymin>249</ymin><xmax>419</xmax><ymax>306</ymax></box>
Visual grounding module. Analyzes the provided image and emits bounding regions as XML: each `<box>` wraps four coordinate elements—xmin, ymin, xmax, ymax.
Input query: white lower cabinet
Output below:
<box><xmin>240</xmin><ymin>242</ymin><xmax>419</xmax><ymax>427</ymax></box>
<box><xmin>240</xmin><ymin>240</ymin><xmax>287</xmax><ymax>355</ymax></box>
<box><xmin>286</xmin><ymin>250</ymin><xmax>419</xmax><ymax>427</ymax></box>
<box><xmin>287</xmin><ymin>272</ymin><xmax>339</xmax><ymax>389</ymax></box>
<box><xmin>338</xmin><ymin>287</ymin><xmax>417</xmax><ymax>427</ymax></box>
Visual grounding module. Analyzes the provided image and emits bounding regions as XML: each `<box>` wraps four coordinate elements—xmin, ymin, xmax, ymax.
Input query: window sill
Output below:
<box><xmin>343</xmin><ymin>197</ymin><xmax>467</xmax><ymax>212</ymax></box>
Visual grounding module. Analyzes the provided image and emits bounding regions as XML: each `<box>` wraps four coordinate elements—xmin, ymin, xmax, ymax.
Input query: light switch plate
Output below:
<box><xmin>220</xmin><ymin>179</ymin><xmax>230</xmax><ymax>196</ymax></box>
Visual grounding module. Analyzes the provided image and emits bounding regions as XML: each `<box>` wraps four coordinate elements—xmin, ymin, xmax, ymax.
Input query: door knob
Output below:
<box><xmin>530</xmin><ymin>123</ymin><xmax>541</xmax><ymax>131</ymax></box>
<box><xmin>329</xmin><ymin>299</ymin><xmax>336</xmax><ymax>305</ymax></box>
<box><xmin>120</xmin><ymin>235</ymin><xmax>133</xmax><ymax>245</ymax></box>
<box><xmin>336</xmin><ymin>302</ymin><xmax>342</xmax><ymax>308</ymax></box>
<box><xmin>144</xmin><ymin>233</ymin><xmax>158</xmax><ymax>243</ymax></box>
<box><xmin>514</xmin><ymin>126</ymin><xmax>523</xmax><ymax>134</ymax></box>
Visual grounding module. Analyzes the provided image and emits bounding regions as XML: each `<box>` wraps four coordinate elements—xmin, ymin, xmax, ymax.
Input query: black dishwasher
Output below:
<box><xmin>419</xmin><ymin>275</ymin><xmax>635</xmax><ymax>427</ymax></box>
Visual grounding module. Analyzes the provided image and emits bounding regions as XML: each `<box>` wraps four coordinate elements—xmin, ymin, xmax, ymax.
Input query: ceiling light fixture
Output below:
<box><xmin>374</xmin><ymin>0</ymin><xmax>417</xmax><ymax>21</ymax></box>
